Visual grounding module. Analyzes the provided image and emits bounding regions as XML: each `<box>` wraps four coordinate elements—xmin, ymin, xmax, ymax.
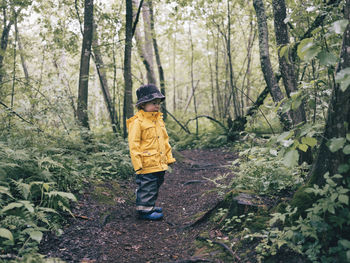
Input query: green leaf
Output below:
<box><xmin>0</xmin><ymin>228</ymin><xmax>13</xmax><ymax>241</ymax></box>
<box><xmin>339</xmin><ymin>195</ymin><xmax>349</xmax><ymax>205</ymax></box>
<box><xmin>0</xmin><ymin>186</ymin><xmax>14</xmax><ymax>199</ymax></box>
<box><xmin>328</xmin><ymin>204</ymin><xmax>335</xmax><ymax>214</ymax></box>
<box><xmin>279</xmin><ymin>45</ymin><xmax>289</xmax><ymax>58</ymax></box>
<box><xmin>298</xmin><ymin>144</ymin><xmax>308</xmax><ymax>152</ymax></box>
<box><xmin>28</xmin><ymin>230</ymin><xmax>43</xmax><ymax>243</ymax></box>
<box><xmin>328</xmin><ymin>137</ymin><xmax>346</xmax><ymax>152</ymax></box>
<box><xmin>347</xmin><ymin>133</ymin><xmax>350</xmax><ymax>141</ymax></box>
<box><xmin>330</xmin><ymin>19</ymin><xmax>349</xmax><ymax>34</ymax></box>
<box><xmin>46</xmin><ymin>191</ymin><xmax>77</xmax><ymax>202</ymax></box>
<box><xmin>338</xmin><ymin>164</ymin><xmax>349</xmax><ymax>174</ymax></box>
<box><xmin>301</xmin><ymin>136</ymin><xmax>317</xmax><ymax>147</ymax></box>
<box><xmin>19</xmin><ymin>200</ymin><xmax>34</xmax><ymax>213</ymax></box>
<box><xmin>1</xmin><ymin>202</ymin><xmax>23</xmax><ymax>212</ymax></box>
<box><xmin>343</xmin><ymin>144</ymin><xmax>350</xmax><ymax>154</ymax></box>
<box><xmin>277</xmin><ymin>131</ymin><xmax>294</xmax><ymax>142</ymax></box>
<box><xmin>335</xmin><ymin>68</ymin><xmax>350</xmax><ymax>92</ymax></box>
<box><xmin>317</xmin><ymin>50</ymin><xmax>338</xmax><ymax>66</ymax></box>
<box><xmin>283</xmin><ymin>150</ymin><xmax>299</xmax><ymax>167</ymax></box>
<box><xmin>297</xmin><ymin>38</ymin><xmax>321</xmax><ymax>61</ymax></box>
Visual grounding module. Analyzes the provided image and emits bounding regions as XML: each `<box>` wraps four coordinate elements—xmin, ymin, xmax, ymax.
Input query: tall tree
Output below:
<box><xmin>132</xmin><ymin>0</ymin><xmax>157</xmax><ymax>85</ymax></box>
<box><xmin>272</xmin><ymin>0</ymin><xmax>312</xmax><ymax>164</ymax></box>
<box><xmin>307</xmin><ymin>0</ymin><xmax>350</xmax><ymax>186</ymax></box>
<box><xmin>123</xmin><ymin>0</ymin><xmax>134</xmax><ymax>137</ymax></box>
<box><xmin>148</xmin><ymin>0</ymin><xmax>167</xmax><ymax>119</ymax></box>
<box><xmin>272</xmin><ymin>0</ymin><xmax>306</xmax><ymax>126</ymax></box>
<box><xmin>77</xmin><ymin>0</ymin><xmax>94</xmax><ymax>129</ymax></box>
<box><xmin>92</xmin><ymin>21</ymin><xmax>119</xmax><ymax>134</ymax></box>
<box><xmin>253</xmin><ymin>0</ymin><xmax>291</xmax><ymax>130</ymax></box>
<box><xmin>0</xmin><ymin>7</ymin><xmax>16</xmax><ymax>88</ymax></box>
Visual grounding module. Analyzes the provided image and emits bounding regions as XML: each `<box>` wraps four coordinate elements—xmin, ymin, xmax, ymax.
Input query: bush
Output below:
<box><xmin>253</xmin><ymin>173</ymin><xmax>350</xmax><ymax>263</ymax></box>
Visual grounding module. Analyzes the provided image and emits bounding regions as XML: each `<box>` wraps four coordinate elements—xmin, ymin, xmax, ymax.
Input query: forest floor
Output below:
<box><xmin>40</xmin><ymin>148</ymin><xmax>244</xmax><ymax>263</ymax></box>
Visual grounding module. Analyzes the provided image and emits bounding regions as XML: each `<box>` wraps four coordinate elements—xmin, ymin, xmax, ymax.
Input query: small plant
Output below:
<box><xmin>230</xmin><ymin>142</ymin><xmax>306</xmax><ymax>196</ymax></box>
<box><xmin>252</xmin><ymin>173</ymin><xmax>350</xmax><ymax>263</ymax></box>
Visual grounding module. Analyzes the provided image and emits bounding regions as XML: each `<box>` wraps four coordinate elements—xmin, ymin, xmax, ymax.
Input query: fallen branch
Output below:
<box><xmin>184</xmin><ymin>115</ymin><xmax>227</xmax><ymax>132</ymax></box>
<box><xmin>164</xmin><ymin>257</ymin><xmax>212</xmax><ymax>263</ymax></box>
<box><xmin>183</xmin><ymin>180</ymin><xmax>205</xmax><ymax>186</ymax></box>
<box><xmin>162</xmin><ymin>106</ymin><xmax>191</xmax><ymax>134</ymax></box>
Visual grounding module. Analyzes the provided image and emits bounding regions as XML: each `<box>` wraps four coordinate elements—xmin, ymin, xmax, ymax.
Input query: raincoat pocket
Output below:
<box><xmin>141</xmin><ymin>150</ymin><xmax>159</xmax><ymax>168</ymax></box>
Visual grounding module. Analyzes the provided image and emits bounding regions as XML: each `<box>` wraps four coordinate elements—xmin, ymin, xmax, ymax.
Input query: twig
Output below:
<box><xmin>197</xmin><ymin>236</ymin><xmax>241</xmax><ymax>262</ymax></box>
<box><xmin>0</xmin><ymin>100</ymin><xmax>44</xmax><ymax>132</ymax></box>
<box><xmin>164</xmin><ymin>257</ymin><xmax>212</xmax><ymax>263</ymax></box>
<box><xmin>211</xmin><ymin>240</ymin><xmax>241</xmax><ymax>262</ymax></box>
<box><xmin>184</xmin><ymin>115</ymin><xmax>227</xmax><ymax>132</ymax></box>
<box><xmin>162</xmin><ymin>106</ymin><xmax>191</xmax><ymax>134</ymax></box>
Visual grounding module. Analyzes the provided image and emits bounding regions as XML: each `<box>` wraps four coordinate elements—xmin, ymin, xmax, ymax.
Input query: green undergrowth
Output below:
<box><xmin>199</xmin><ymin>128</ymin><xmax>350</xmax><ymax>262</ymax></box>
<box><xmin>0</xmin><ymin>126</ymin><xmax>132</xmax><ymax>262</ymax></box>
<box><xmin>166</xmin><ymin>118</ymin><xmax>230</xmax><ymax>150</ymax></box>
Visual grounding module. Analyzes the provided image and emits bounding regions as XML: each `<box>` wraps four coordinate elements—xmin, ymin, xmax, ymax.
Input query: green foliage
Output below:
<box><xmin>230</xmin><ymin>136</ymin><xmax>307</xmax><ymax>196</ymax></box>
<box><xmin>252</xmin><ymin>173</ymin><xmax>350</xmax><ymax>263</ymax></box>
<box><xmin>0</xmin><ymin>127</ymin><xmax>132</xmax><ymax>260</ymax></box>
<box><xmin>167</xmin><ymin>119</ymin><xmax>229</xmax><ymax>150</ymax></box>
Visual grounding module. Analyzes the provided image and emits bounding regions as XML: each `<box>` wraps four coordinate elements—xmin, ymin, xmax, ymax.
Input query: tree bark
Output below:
<box><xmin>141</xmin><ymin>0</ymin><xmax>156</xmax><ymax>85</ymax></box>
<box><xmin>253</xmin><ymin>0</ymin><xmax>291</xmax><ymax>130</ymax></box>
<box><xmin>272</xmin><ymin>0</ymin><xmax>306</xmax><ymax>126</ymax></box>
<box><xmin>272</xmin><ymin>0</ymin><xmax>312</xmax><ymax>164</ymax></box>
<box><xmin>14</xmin><ymin>21</ymin><xmax>29</xmax><ymax>83</ymax></box>
<box><xmin>0</xmin><ymin>13</ymin><xmax>14</xmax><ymax>87</ymax></box>
<box><xmin>226</xmin><ymin>1</ymin><xmax>239</xmax><ymax>118</ymax></box>
<box><xmin>77</xmin><ymin>0</ymin><xmax>94</xmax><ymax>129</ymax></box>
<box><xmin>123</xmin><ymin>0</ymin><xmax>134</xmax><ymax>137</ymax></box>
<box><xmin>148</xmin><ymin>0</ymin><xmax>167</xmax><ymax>119</ymax></box>
<box><xmin>132</xmin><ymin>0</ymin><xmax>157</xmax><ymax>85</ymax></box>
<box><xmin>308</xmin><ymin>0</ymin><xmax>350</xmax><ymax>186</ymax></box>
<box><xmin>92</xmin><ymin>21</ymin><xmax>119</xmax><ymax>134</ymax></box>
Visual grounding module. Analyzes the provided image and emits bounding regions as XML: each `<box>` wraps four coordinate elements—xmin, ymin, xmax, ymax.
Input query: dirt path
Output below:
<box><xmin>40</xmin><ymin>148</ymin><xmax>237</xmax><ymax>263</ymax></box>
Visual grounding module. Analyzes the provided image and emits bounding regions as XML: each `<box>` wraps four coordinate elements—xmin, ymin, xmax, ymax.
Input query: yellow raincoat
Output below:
<box><xmin>126</xmin><ymin>110</ymin><xmax>176</xmax><ymax>174</ymax></box>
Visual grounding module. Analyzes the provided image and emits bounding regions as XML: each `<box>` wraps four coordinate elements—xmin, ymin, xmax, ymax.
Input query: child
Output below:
<box><xmin>126</xmin><ymin>84</ymin><xmax>176</xmax><ymax>220</ymax></box>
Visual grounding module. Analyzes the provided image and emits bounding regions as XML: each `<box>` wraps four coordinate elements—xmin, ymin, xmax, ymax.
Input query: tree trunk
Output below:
<box><xmin>253</xmin><ymin>0</ymin><xmax>291</xmax><ymax>130</ymax></box>
<box><xmin>92</xmin><ymin>21</ymin><xmax>119</xmax><ymax>134</ymax></box>
<box><xmin>141</xmin><ymin>0</ymin><xmax>156</xmax><ymax>85</ymax></box>
<box><xmin>0</xmin><ymin>16</ymin><xmax>13</xmax><ymax>87</ymax></box>
<box><xmin>272</xmin><ymin>0</ymin><xmax>312</xmax><ymax>164</ymax></box>
<box><xmin>226</xmin><ymin>1</ymin><xmax>239</xmax><ymax>119</ymax></box>
<box><xmin>189</xmin><ymin>21</ymin><xmax>198</xmax><ymax>136</ymax></box>
<box><xmin>123</xmin><ymin>0</ymin><xmax>134</xmax><ymax>137</ymax></box>
<box><xmin>14</xmin><ymin>21</ymin><xmax>29</xmax><ymax>83</ymax></box>
<box><xmin>272</xmin><ymin>0</ymin><xmax>307</xmax><ymax>126</ymax></box>
<box><xmin>172</xmin><ymin>19</ymin><xmax>177</xmax><ymax>112</ymax></box>
<box><xmin>148</xmin><ymin>0</ymin><xmax>167</xmax><ymax>119</ymax></box>
<box><xmin>132</xmin><ymin>0</ymin><xmax>157</xmax><ymax>85</ymax></box>
<box><xmin>308</xmin><ymin>0</ymin><xmax>350</xmax><ymax>186</ymax></box>
<box><xmin>77</xmin><ymin>0</ymin><xmax>94</xmax><ymax>129</ymax></box>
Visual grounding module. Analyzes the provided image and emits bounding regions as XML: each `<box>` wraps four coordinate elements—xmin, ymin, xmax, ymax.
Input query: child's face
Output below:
<box><xmin>143</xmin><ymin>99</ymin><xmax>162</xmax><ymax>112</ymax></box>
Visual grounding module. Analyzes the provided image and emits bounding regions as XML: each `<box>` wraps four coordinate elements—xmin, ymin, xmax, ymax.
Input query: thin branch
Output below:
<box><xmin>132</xmin><ymin>0</ymin><xmax>144</xmax><ymax>38</ymax></box>
<box><xmin>184</xmin><ymin>115</ymin><xmax>227</xmax><ymax>132</ymax></box>
<box><xmin>0</xmin><ymin>100</ymin><xmax>44</xmax><ymax>132</ymax></box>
<box><xmin>161</xmin><ymin>105</ymin><xmax>191</xmax><ymax>134</ymax></box>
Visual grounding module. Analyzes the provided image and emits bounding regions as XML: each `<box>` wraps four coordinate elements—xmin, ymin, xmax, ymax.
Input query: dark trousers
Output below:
<box><xmin>135</xmin><ymin>171</ymin><xmax>165</xmax><ymax>212</ymax></box>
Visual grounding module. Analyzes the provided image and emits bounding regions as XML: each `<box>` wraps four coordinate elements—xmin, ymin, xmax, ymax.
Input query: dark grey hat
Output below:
<box><xmin>136</xmin><ymin>84</ymin><xmax>165</xmax><ymax>106</ymax></box>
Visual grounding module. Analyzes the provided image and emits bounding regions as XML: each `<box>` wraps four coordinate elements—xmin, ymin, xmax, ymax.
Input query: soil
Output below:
<box><xmin>39</xmin><ymin>148</ymin><xmax>239</xmax><ymax>263</ymax></box>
